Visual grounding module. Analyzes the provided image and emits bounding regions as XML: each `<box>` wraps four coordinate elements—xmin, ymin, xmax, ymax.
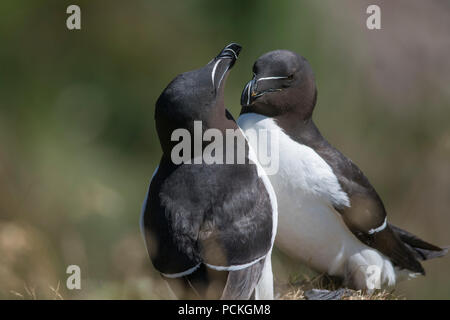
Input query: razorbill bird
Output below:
<box><xmin>140</xmin><ymin>43</ymin><xmax>278</xmax><ymax>299</ymax></box>
<box><xmin>237</xmin><ymin>49</ymin><xmax>447</xmax><ymax>290</ymax></box>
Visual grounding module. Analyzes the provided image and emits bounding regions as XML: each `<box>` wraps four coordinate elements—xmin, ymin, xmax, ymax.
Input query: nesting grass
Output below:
<box><xmin>278</xmin><ymin>273</ymin><xmax>403</xmax><ymax>300</ymax></box>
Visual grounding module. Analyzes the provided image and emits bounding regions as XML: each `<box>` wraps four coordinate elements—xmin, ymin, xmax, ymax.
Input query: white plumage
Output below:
<box><xmin>238</xmin><ymin>112</ymin><xmax>399</xmax><ymax>290</ymax></box>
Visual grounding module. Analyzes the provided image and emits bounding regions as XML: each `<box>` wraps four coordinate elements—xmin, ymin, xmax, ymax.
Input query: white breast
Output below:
<box><xmin>238</xmin><ymin>113</ymin><xmax>349</xmax><ymax>209</ymax></box>
<box><xmin>237</xmin><ymin>113</ymin><xmax>364</xmax><ymax>275</ymax></box>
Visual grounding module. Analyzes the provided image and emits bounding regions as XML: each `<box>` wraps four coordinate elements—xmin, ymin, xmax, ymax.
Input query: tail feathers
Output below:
<box><xmin>390</xmin><ymin>224</ymin><xmax>449</xmax><ymax>261</ymax></box>
<box><xmin>220</xmin><ymin>259</ymin><xmax>264</xmax><ymax>300</ymax></box>
<box><xmin>410</xmin><ymin>246</ymin><xmax>449</xmax><ymax>261</ymax></box>
<box><xmin>371</xmin><ymin>226</ymin><xmax>425</xmax><ymax>274</ymax></box>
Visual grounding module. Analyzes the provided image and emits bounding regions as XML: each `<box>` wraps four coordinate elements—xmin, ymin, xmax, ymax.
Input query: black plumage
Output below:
<box><xmin>141</xmin><ymin>43</ymin><xmax>275</xmax><ymax>299</ymax></box>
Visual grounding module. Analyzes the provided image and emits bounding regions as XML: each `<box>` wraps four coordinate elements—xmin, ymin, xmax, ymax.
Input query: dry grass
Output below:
<box><xmin>279</xmin><ymin>273</ymin><xmax>403</xmax><ymax>300</ymax></box>
<box><xmin>342</xmin><ymin>290</ymin><xmax>401</xmax><ymax>300</ymax></box>
<box><xmin>9</xmin><ymin>282</ymin><xmax>64</xmax><ymax>300</ymax></box>
<box><xmin>281</xmin><ymin>288</ymin><xmax>306</xmax><ymax>300</ymax></box>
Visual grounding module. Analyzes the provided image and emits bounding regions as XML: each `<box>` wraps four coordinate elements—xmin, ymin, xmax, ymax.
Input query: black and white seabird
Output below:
<box><xmin>237</xmin><ymin>49</ymin><xmax>447</xmax><ymax>290</ymax></box>
<box><xmin>140</xmin><ymin>44</ymin><xmax>278</xmax><ymax>299</ymax></box>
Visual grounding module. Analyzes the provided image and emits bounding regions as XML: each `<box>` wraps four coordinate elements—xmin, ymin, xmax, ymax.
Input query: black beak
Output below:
<box><xmin>241</xmin><ymin>75</ymin><xmax>288</xmax><ymax>106</ymax></box>
<box><xmin>215</xmin><ymin>43</ymin><xmax>242</xmax><ymax>68</ymax></box>
<box><xmin>241</xmin><ymin>78</ymin><xmax>256</xmax><ymax>107</ymax></box>
<box><xmin>212</xmin><ymin>43</ymin><xmax>241</xmax><ymax>91</ymax></box>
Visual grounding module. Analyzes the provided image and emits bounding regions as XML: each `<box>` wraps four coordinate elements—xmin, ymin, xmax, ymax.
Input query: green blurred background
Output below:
<box><xmin>0</xmin><ymin>0</ymin><xmax>449</xmax><ymax>299</ymax></box>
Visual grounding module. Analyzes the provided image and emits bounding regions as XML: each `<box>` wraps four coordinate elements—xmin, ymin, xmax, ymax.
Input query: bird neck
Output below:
<box><xmin>275</xmin><ymin>114</ymin><xmax>323</xmax><ymax>145</ymax></box>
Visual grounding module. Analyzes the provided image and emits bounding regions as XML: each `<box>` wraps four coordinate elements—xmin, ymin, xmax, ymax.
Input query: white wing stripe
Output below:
<box><xmin>205</xmin><ymin>254</ymin><xmax>267</xmax><ymax>271</ymax></box>
<box><xmin>161</xmin><ymin>263</ymin><xmax>201</xmax><ymax>278</ymax></box>
<box><xmin>256</xmin><ymin>76</ymin><xmax>288</xmax><ymax>82</ymax></box>
<box><xmin>160</xmin><ymin>254</ymin><xmax>268</xmax><ymax>278</ymax></box>
<box><xmin>368</xmin><ymin>217</ymin><xmax>388</xmax><ymax>234</ymax></box>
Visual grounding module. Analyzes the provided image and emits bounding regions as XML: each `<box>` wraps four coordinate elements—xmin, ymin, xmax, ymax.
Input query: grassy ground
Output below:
<box><xmin>279</xmin><ymin>274</ymin><xmax>403</xmax><ymax>300</ymax></box>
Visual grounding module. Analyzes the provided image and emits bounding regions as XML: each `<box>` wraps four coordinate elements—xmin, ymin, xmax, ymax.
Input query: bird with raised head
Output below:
<box><xmin>141</xmin><ymin>44</ymin><xmax>278</xmax><ymax>299</ymax></box>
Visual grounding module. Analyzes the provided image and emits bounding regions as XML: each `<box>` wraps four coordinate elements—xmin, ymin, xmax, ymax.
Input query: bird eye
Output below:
<box><xmin>287</xmin><ymin>74</ymin><xmax>294</xmax><ymax>80</ymax></box>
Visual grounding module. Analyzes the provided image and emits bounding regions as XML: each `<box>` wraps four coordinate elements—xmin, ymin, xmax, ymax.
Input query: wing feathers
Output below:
<box><xmin>369</xmin><ymin>226</ymin><xmax>424</xmax><ymax>273</ymax></box>
<box><xmin>390</xmin><ymin>224</ymin><xmax>448</xmax><ymax>261</ymax></box>
<box><xmin>220</xmin><ymin>259</ymin><xmax>265</xmax><ymax>300</ymax></box>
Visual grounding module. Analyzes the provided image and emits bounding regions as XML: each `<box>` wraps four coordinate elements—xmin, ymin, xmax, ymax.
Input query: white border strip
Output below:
<box><xmin>237</xmin><ymin>126</ymin><xmax>278</xmax><ymax>249</ymax></box>
<box><xmin>368</xmin><ymin>217</ymin><xmax>387</xmax><ymax>234</ymax></box>
<box><xmin>160</xmin><ymin>254</ymin><xmax>267</xmax><ymax>277</ymax></box>
<box><xmin>205</xmin><ymin>254</ymin><xmax>267</xmax><ymax>271</ymax></box>
<box><xmin>161</xmin><ymin>263</ymin><xmax>202</xmax><ymax>278</ymax></box>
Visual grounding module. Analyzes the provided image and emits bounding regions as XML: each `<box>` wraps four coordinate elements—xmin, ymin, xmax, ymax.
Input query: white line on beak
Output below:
<box><xmin>222</xmin><ymin>48</ymin><xmax>238</xmax><ymax>60</ymax></box>
<box><xmin>211</xmin><ymin>59</ymin><xmax>230</xmax><ymax>90</ymax></box>
<box><xmin>247</xmin><ymin>79</ymin><xmax>252</xmax><ymax>105</ymax></box>
<box><xmin>211</xmin><ymin>59</ymin><xmax>221</xmax><ymax>87</ymax></box>
<box><xmin>256</xmin><ymin>76</ymin><xmax>289</xmax><ymax>83</ymax></box>
<box><xmin>216</xmin><ymin>65</ymin><xmax>229</xmax><ymax>90</ymax></box>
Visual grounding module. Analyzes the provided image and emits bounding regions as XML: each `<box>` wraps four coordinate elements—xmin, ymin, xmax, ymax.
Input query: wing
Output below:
<box><xmin>220</xmin><ymin>258</ymin><xmax>265</xmax><ymax>300</ymax></box>
<box><xmin>142</xmin><ymin>159</ymin><xmax>274</xmax><ymax>292</ymax></box>
<box><xmin>142</xmin><ymin>161</ymin><xmax>199</xmax><ymax>275</ymax></box>
<box><xmin>162</xmin><ymin>256</ymin><xmax>266</xmax><ymax>300</ymax></box>
<box><xmin>322</xmin><ymin>148</ymin><xmax>387</xmax><ymax>233</ymax></box>
<box><xmin>162</xmin><ymin>162</ymin><xmax>273</xmax><ymax>268</ymax></box>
